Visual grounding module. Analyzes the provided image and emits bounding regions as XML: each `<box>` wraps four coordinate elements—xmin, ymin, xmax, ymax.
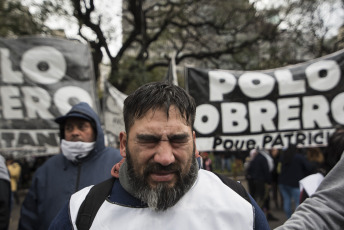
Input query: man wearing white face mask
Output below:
<box><xmin>18</xmin><ymin>102</ymin><xmax>122</xmax><ymax>230</ymax></box>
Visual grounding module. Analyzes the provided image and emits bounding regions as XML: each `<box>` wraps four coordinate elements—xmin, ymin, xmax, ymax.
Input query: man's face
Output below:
<box><xmin>64</xmin><ymin>117</ymin><xmax>95</xmax><ymax>142</ymax></box>
<box><xmin>119</xmin><ymin>106</ymin><xmax>198</xmax><ymax>210</ymax></box>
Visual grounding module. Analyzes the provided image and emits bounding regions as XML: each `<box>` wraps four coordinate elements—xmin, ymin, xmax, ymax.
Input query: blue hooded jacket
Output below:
<box><xmin>18</xmin><ymin>102</ymin><xmax>122</xmax><ymax>230</ymax></box>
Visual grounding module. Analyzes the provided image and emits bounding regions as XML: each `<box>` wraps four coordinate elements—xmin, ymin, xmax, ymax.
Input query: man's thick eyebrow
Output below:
<box><xmin>136</xmin><ymin>134</ymin><xmax>161</xmax><ymax>140</ymax></box>
<box><xmin>136</xmin><ymin>133</ymin><xmax>189</xmax><ymax>141</ymax></box>
<box><xmin>167</xmin><ymin>133</ymin><xmax>189</xmax><ymax>140</ymax></box>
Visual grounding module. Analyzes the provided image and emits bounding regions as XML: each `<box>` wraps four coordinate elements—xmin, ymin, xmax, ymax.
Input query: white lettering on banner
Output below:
<box><xmin>0</xmin><ymin>47</ymin><xmax>95</xmax><ymax>120</ymax></box>
<box><xmin>302</xmin><ymin>96</ymin><xmax>331</xmax><ymax>129</ymax></box>
<box><xmin>194</xmin><ymin>94</ymin><xmax>344</xmax><ymax>135</ymax></box>
<box><xmin>207</xmin><ymin>60</ymin><xmax>341</xmax><ymax>99</ymax></box>
<box><xmin>189</xmin><ymin>51</ymin><xmax>344</xmax><ymax>151</ymax></box>
<box><xmin>0</xmin><ymin>48</ymin><xmax>24</xmax><ymax>83</ymax></box>
<box><xmin>20</xmin><ymin>46</ymin><xmax>66</xmax><ymax>84</ymax></box>
<box><xmin>21</xmin><ymin>86</ymin><xmax>54</xmax><ymax>119</ymax></box>
<box><xmin>239</xmin><ymin>72</ymin><xmax>275</xmax><ymax>98</ymax></box>
<box><xmin>0</xmin><ymin>129</ymin><xmax>60</xmax><ymax>155</ymax></box>
<box><xmin>305</xmin><ymin>60</ymin><xmax>340</xmax><ymax>92</ymax></box>
<box><xmin>248</xmin><ymin>100</ymin><xmax>277</xmax><ymax>132</ymax></box>
<box><xmin>0</xmin><ymin>129</ymin><xmax>59</xmax><ymax>148</ymax></box>
<box><xmin>331</xmin><ymin>92</ymin><xmax>344</xmax><ymax>124</ymax></box>
<box><xmin>0</xmin><ymin>86</ymin><xmax>55</xmax><ymax>119</ymax></box>
<box><xmin>54</xmin><ymin>86</ymin><xmax>93</xmax><ymax>115</ymax></box>
<box><xmin>221</xmin><ymin>103</ymin><xmax>248</xmax><ymax>133</ymax></box>
<box><xmin>275</xmin><ymin>69</ymin><xmax>306</xmax><ymax>95</ymax></box>
<box><xmin>195</xmin><ymin>129</ymin><xmax>335</xmax><ymax>151</ymax></box>
<box><xmin>194</xmin><ymin>104</ymin><xmax>220</xmax><ymax>134</ymax></box>
<box><xmin>277</xmin><ymin>97</ymin><xmax>300</xmax><ymax>130</ymax></box>
<box><xmin>209</xmin><ymin>71</ymin><xmax>236</xmax><ymax>101</ymax></box>
<box><xmin>1</xmin><ymin>86</ymin><xmax>23</xmax><ymax>119</ymax></box>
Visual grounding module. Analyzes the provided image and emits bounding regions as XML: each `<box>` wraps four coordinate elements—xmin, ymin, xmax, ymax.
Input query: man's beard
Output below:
<box><xmin>126</xmin><ymin>146</ymin><xmax>198</xmax><ymax>211</ymax></box>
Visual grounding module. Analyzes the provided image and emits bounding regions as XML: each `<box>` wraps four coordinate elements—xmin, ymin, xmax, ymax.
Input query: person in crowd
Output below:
<box><xmin>0</xmin><ymin>155</ymin><xmax>11</xmax><ymax>230</ymax></box>
<box><xmin>200</xmin><ymin>152</ymin><xmax>212</xmax><ymax>171</ymax></box>
<box><xmin>18</xmin><ymin>102</ymin><xmax>122</xmax><ymax>230</ymax></box>
<box><xmin>213</xmin><ymin>151</ymin><xmax>222</xmax><ymax>171</ymax></box>
<box><xmin>278</xmin><ymin>144</ymin><xmax>314</xmax><ymax>218</ymax></box>
<box><xmin>246</xmin><ymin>148</ymin><xmax>278</xmax><ymax>221</ymax></box>
<box><xmin>222</xmin><ymin>151</ymin><xmax>232</xmax><ymax>172</ymax></box>
<box><xmin>269</xmin><ymin>148</ymin><xmax>280</xmax><ymax>209</ymax></box>
<box><xmin>299</xmin><ymin>129</ymin><xmax>344</xmax><ymax>203</ymax></box>
<box><xmin>6</xmin><ymin>156</ymin><xmax>21</xmax><ymax>205</ymax></box>
<box><xmin>305</xmin><ymin>147</ymin><xmax>324</xmax><ymax>174</ymax></box>
<box><xmin>246</xmin><ymin>148</ymin><xmax>271</xmax><ymax>207</ymax></box>
<box><xmin>49</xmin><ymin>82</ymin><xmax>270</xmax><ymax>230</ymax></box>
<box><xmin>275</xmin><ymin>145</ymin><xmax>344</xmax><ymax>229</ymax></box>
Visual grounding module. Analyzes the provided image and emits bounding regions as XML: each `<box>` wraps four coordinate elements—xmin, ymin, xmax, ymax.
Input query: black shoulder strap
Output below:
<box><xmin>213</xmin><ymin>172</ymin><xmax>251</xmax><ymax>204</ymax></box>
<box><xmin>76</xmin><ymin>177</ymin><xmax>115</xmax><ymax>230</ymax></box>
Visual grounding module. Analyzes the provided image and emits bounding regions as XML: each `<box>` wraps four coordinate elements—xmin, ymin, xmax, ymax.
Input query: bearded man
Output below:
<box><xmin>49</xmin><ymin>82</ymin><xmax>270</xmax><ymax>230</ymax></box>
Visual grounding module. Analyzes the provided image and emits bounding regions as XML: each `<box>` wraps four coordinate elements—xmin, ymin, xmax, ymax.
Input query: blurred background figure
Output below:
<box><xmin>269</xmin><ymin>148</ymin><xmax>281</xmax><ymax>210</ymax></box>
<box><xmin>6</xmin><ymin>156</ymin><xmax>21</xmax><ymax>205</ymax></box>
<box><xmin>246</xmin><ymin>148</ymin><xmax>278</xmax><ymax>221</ymax></box>
<box><xmin>300</xmin><ymin>128</ymin><xmax>344</xmax><ymax>203</ymax></box>
<box><xmin>306</xmin><ymin>147</ymin><xmax>324</xmax><ymax>174</ymax></box>
<box><xmin>200</xmin><ymin>152</ymin><xmax>213</xmax><ymax>172</ymax></box>
<box><xmin>278</xmin><ymin>144</ymin><xmax>314</xmax><ymax>218</ymax></box>
<box><xmin>0</xmin><ymin>155</ymin><xmax>11</xmax><ymax>230</ymax></box>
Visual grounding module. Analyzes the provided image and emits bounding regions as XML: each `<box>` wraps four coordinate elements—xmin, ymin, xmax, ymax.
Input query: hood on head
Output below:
<box><xmin>55</xmin><ymin>102</ymin><xmax>105</xmax><ymax>152</ymax></box>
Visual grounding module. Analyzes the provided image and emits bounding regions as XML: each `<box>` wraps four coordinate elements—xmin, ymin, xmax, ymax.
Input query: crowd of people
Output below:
<box><xmin>1</xmin><ymin>82</ymin><xmax>344</xmax><ymax>229</ymax></box>
<box><xmin>200</xmin><ymin>132</ymin><xmax>344</xmax><ymax>226</ymax></box>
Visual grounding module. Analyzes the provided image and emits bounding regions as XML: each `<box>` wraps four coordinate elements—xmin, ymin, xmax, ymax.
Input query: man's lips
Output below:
<box><xmin>150</xmin><ymin>171</ymin><xmax>175</xmax><ymax>182</ymax></box>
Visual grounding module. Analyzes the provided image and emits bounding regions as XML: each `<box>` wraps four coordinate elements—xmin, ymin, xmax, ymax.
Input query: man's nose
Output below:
<box><xmin>70</xmin><ymin>127</ymin><xmax>80</xmax><ymax>136</ymax></box>
<box><xmin>153</xmin><ymin>141</ymin><xmax>175</xmax><ymax>166</ymax></box>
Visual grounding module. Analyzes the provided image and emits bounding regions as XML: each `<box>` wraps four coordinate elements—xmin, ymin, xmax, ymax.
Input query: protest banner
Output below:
<box><xmin>102</xmin><ymin>81</ymin><xmax>126</xmax><ymax>148</ymax></box>
<box><xmin>186</xmin><ymin>49</ymin><xmax>344</xmax><ymax>151</ymax></box>
<box><xmin>0</xmin><ymin>36</ymin><xmax>99</xmax><ymax>157</ymax></box>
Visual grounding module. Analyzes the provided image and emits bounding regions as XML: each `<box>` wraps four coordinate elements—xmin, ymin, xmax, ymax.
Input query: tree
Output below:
<box><xmin>13</xmin><ymin>0</ymin><xmax>344</xmax><ymax>93</ymax></box>
<box><xmin>0</xmin><ymin>0</ymin><xmax>47</xmax><ymax>37</ymax></box>
<box><xmin>68</xmin><ymin>0</ymin><xmax>283</xmax><ymax>92</ymax></box>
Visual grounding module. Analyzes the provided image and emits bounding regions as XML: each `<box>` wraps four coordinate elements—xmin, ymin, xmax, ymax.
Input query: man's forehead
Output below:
<box><xmin>65</xmin><ymin>117</ymin><xmax>90</xmax><ymax>124</ymax></box>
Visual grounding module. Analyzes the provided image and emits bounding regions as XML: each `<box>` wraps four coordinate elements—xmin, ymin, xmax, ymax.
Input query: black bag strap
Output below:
<box><xmin>76</xmin><ymin>173</ymin><xmax>251</xmax><ymax>230</ymax></box>
<box><xmin>76</xmin><ymin>177</ymin><xmax>115</xmax><ymax>230</ymax></box>
<box><xmin>214</xmin><ymin>172</ymin><xmax>251</xmax><ymax>204</ymax></box>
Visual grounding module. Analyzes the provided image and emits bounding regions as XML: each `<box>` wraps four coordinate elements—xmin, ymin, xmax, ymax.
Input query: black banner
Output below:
<box><xmin>103</xmin><ymin>81</ymin><xmax>126</xmax><ymax>148</ymax></box>
<box><xmin>0</xmin><ymin>36</ymin><xmax>98</xmax><ymax>157</ymax></box>
<box><xmin>187</xmin><ymin>49</ymin><xmax>344</xmax><ymax>151</ymax></box>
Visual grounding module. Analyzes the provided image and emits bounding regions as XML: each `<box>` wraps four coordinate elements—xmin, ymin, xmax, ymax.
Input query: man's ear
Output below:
<box><xmin>119</xmin><ymin>131</ymin><xmax>127</xmax><ymax>158</ymax></box>
<box><xmin>193</xmin><ymin>131</ymin><xmax>199</xmax><ymax>155</ymax></box>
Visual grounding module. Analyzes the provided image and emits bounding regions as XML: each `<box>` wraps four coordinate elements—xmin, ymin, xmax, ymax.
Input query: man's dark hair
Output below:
<box><xmin>123</xmin><ymin>81</ymin><xmax>196</xmax><ymax>133</ymax></box>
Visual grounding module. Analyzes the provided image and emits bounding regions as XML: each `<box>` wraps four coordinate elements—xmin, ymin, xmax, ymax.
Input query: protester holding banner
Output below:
<box><xmin>18</xmin><ymin>102</ymin><xmax>122</xmax><ymax>230</ymax></box>
<box><xmin>49</xmin><ymin>82</ymin><xmax>270</xmax><ymax>230</ymax></box>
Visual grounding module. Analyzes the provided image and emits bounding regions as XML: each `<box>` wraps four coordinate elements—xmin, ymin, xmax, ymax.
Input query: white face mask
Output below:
<box><xmin>61</xmin><ymin>139</ymin><xmax>95</xmax><ymax>163</ymax></box>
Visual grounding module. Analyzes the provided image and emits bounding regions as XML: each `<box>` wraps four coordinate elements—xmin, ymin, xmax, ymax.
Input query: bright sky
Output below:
<box><xmin>251</xmin><ymin>0</ymin><xmax>344</xmax><ymax>37</ymax></box>
<box><xmin>22</xmin><ymin>0</ymin><xmax>123</xmax><ymax>61</ymax></box>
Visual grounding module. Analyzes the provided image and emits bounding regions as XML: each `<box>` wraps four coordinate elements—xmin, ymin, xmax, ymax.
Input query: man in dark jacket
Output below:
<box><xmin>18</xmin><ymin>102</ymin><xmax>122</xmax><ymax>230</ymax></box>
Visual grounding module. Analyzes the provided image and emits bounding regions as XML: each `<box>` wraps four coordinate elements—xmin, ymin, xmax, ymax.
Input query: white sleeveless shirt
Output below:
<box><xmin>69</xmin><ymin>169</ymin><xmax>254</xmax><ymax>230</ymax></box>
